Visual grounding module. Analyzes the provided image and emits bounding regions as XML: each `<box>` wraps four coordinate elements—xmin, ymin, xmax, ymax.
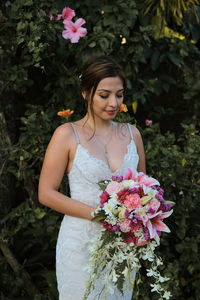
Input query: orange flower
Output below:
<box><xmin>57</xmin><ymin>109</ymin><xmax>74</xmax><ymax>118</ymax></box>
<box><xmin>119</xmin><ymin>104</ymin><xmax>128</xmax><ymax>112</ymax></box>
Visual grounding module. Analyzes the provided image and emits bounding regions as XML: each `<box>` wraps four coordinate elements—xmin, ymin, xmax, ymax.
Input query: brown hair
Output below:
<box><xmin>80</xmin><ymin>56</ymin><xmax>126</xmax><ymax>116</ymax></box>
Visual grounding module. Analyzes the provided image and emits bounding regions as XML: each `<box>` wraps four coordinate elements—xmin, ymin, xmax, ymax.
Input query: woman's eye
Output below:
<box><xmin>100</xmin><ymin>95</ymin><xmax>108</xmax><ymax>99</ymax></box>
<box><xmin>117</xmin><ymin>94</ymin><xmax>123</xmax><ymax>98</ymax></box>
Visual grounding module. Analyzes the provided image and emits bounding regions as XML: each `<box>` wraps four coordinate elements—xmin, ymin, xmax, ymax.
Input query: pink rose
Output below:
<box><xmin>119</xmin><ymin>219</ymin><xmax>132</xmax><ymax>233</ymax></box>
<box><xmin>124</xmin><ymin>193</ymin><xmax>142</xmax><ymax>210</ymax></box>
<box><xmin>106</xmin><ymin>181</ymin><xmax>120</xmax><ymax>194</ymax></box>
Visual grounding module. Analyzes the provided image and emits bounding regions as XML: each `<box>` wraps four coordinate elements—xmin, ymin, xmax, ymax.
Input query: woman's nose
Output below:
<box><xmin>109</xmin><ymin>95</ymin><xmax>118</xmax><ymax>107</ymax></box>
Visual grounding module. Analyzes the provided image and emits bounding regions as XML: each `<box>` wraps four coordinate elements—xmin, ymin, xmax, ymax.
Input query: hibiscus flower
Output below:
<box><xmin>62</xmin><ymin>18</ymin><xmax>87</xmax><ymax>43</ymax></box>
<box><xmin>57</xmin><ymin>7</ymin><xmax>75</xmax><ymax>21</ymax></box>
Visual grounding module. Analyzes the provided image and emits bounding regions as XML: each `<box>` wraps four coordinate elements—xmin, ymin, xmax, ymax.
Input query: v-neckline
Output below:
<box><xmin>69</xmin><ymin>140</ymin><xmax>136</xmax><ymax>175</ymax></box>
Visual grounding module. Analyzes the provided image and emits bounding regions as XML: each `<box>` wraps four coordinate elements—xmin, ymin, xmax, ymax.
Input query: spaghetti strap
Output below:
<box><xmin>127</xmin><ymin>123</ymin><xmax>134</xmax><ymax>140</ymax></box>
<box><xmin>71</xmin><ymin>123</ymin><xmax>80</xmax><ymax>144</ymax></box>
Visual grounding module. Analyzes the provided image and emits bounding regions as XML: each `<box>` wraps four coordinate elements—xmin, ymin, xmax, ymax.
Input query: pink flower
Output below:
<box><xmin>117</xmin><ymin>189</ymin><xmax>130</xmax><ymax>204</ymax></box>
<box><xmin>102</xmin><ymin>221</ymin><xmax>117</xmax><ymax>232</ymax></box>
<box><xmin>123</xmin><ymin>168</ymin><xmax>138</xmax><ymax>181</ymax></box>
<box><xmin>124</xmin><ymin>193</ymin><xmax>142</xmax><ymax>210</ymax></box>
<box><xmin>145</xmin><ymin>119</ymin><xmax>152</xmax><ymax>126</ymax></box>
<box><xmin>124</xmin><ymin>233</ymin><xmax>147</xmax><ymax>247</ymax></box>
<box><xmin>49</xmin><ymin>9</ymin><xmax>54</xmax><ymax>21</ymax></box>
<box><xmin>134</xmin><ymin>237</ymin><xmax>148</xmax><ymax>247</ymax></box>
<box><xmin>119</xmin><ymin>219</ymin><xmax>132</xmax><ymax>233</ymax></box>
<box><xmin>130</xmin><ymin>222</ymin><xmax>142</xmax><ymax>232</ymax></box>
<box><xmin>146</xmin><ymin>198</ymin><xmax>160</xmax><ymax>212</ymax></box>
<box><xmin>137</xmin><ymin>172</ymin><xmax>160</xmax><ymax>187</ymax></box>
<box><xmin>146</xmin><ymin>210</ymin><xmax>173</xmax><ymax>243</ymax></box>
<box><xmin>99</xmin><ymin>191</ymin><xmax>110</xmax><ymax>207</ymax></box>
<box><xmin>62</xmin><ymin>18</ymin><xmax>87</xmax><ymax>43</ymax></box>
<box><xmin>106</xmin><ymin>181</ymin><xmax>120</xmax><ymax>194</ymax></box>
<box><xmin>57</xmin><ymin>7</ymin><xmax>75</xmax><ymax>21</ymax></box>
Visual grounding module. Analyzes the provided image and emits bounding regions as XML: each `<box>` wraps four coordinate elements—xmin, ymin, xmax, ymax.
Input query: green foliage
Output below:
<box><xmin>0</xmin><ymin>0</ymin><xmax>200</xmax><ymax>299</ymax></box>
<box><xmin>137</xmin><ymin>122</ymin><xmax>200</xmax><ymax>300</ymax></box>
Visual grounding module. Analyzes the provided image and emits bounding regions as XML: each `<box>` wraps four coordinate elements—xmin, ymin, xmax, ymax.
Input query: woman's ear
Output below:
<box><xmin>82</xmin><ymin>91</ymin><xmax>86</xmax><ymax>100</ymax></box>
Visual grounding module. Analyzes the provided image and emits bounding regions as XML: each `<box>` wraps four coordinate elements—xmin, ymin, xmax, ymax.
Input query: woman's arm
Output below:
<box><xmin>131</xmin><ymin>125</ymin><xmax>146</xmax><ymax>173</ymax></box>
<box><xmin>38</xmin><ymin>124</ymin><xmax>95</xmax><ymax>220</ymax></box>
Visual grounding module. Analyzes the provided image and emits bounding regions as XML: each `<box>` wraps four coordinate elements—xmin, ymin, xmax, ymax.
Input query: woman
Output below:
<box><xmin>38</xmin><ymin>56</ymin><xmax>146</xmax><ymax>299</ymax></box>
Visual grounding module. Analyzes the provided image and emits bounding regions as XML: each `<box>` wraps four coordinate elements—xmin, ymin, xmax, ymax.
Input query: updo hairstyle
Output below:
<box><xmin>80</xmin><ymin>56</ymin><xmax>126</xmax><ymax>113</ymax></box>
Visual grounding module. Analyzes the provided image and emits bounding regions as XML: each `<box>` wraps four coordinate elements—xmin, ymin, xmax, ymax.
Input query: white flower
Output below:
<box><xmin>142</xmin><ymin>185</ymin><xmax>157</xmax><ymax>196</ymax></box>
<box><xmin>150</xmin><ymin>283</ymin><xmax>162</xmax><ymax>293</ymax></box>
<box><xmin>156</xmin><ymin>257</ymin><xmax>164</xmax><ymax>266</ymax></box>
<box><xmin>140</xmin><ymin>250</ymin><xmax>154</xmax><ymax>261</ymax></box>
<box><xmin>104</xmin><ymin>203</ymin><xmax>115</xmax><ymax>217</ymax></box>
<box><xmin>158</xmin><ymin>275</ymin><xmax>170</xmax><ymax>282</ymax></box>
<box><xmin>163</xmin><ymin>291</ymin><xmax>172</xmax><ymax>299</ymax></box>
<box><xmin>146</xmin><ymin>268</ymin><xmax>159</xmax><ymax>277</ymax></box>
<box><xmin>122</xmin><ymin>267</ymin><xmax>129</xmax><ymax>277</ymax></box>
<box><xmin>121</xmin><ymin>179</ymin><xmax>136</xmax><ymax>188</ymax></box>
<box><xmin>111</xmin><ymin>269</ymin><xmax>119</xmax><ymax>283</ymax></box>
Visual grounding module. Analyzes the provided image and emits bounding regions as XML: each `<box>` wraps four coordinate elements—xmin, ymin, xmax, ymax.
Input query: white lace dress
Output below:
<box><xmin>56</xmin><ymin>124</ymin><xmax>139</xmax><ymax>300</ymax></box>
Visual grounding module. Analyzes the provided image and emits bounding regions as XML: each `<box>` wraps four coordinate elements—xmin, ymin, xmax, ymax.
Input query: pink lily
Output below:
<box><xmin>137</xmin><ymin>172</ymin><xmax>160</xmax><ymax>187</ymax></box>
<box><xmin>62</xmin><ymin>18</ymin><xmax>87</xmax><ymax>43</ymax></box>
<box><xmin>57</xmin><ymin>7</ymin><xmax>75</xmax><ymax>21</ymax></box>
<box><xmin>146</xmin><ymin>210</ymin><xmax>173</xmax><ymax>243</ymax></box>
<box><xmin>123</xmin><ymin>168</ymin><xmax>138</xmax><ymax>181</ymax></box>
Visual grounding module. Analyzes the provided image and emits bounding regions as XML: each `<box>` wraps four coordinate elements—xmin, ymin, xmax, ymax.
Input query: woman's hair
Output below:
<box><xmin>80</xmin><ymin>56</ymin><xmax>126</xmax><ymax>113</ymax></box>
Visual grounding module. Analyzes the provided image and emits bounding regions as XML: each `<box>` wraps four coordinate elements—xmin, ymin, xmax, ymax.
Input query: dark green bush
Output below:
<box><xmin>0</xmin><ymin>0</ymin><xmax>200</xmax><ymax>299</ymax></box>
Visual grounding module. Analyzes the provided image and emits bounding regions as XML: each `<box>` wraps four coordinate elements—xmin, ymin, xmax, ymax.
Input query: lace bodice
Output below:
<box><xmin>56</xmin><ymin>123</ymin><xmax>139</xmax><ymax>300</ymax></box>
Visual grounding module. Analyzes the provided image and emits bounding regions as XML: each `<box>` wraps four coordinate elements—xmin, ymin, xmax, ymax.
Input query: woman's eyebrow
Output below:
<box><xmin>97</xmin><ymin>88</ymin><xmax>124</xmax><ymax>92</ymax></box>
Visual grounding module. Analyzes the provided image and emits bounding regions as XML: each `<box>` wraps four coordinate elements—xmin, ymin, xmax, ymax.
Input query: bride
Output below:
<box><xmin>38</xmin><ymin>56</ymin><xmax>146</xmax><ymax>299</ymax></box>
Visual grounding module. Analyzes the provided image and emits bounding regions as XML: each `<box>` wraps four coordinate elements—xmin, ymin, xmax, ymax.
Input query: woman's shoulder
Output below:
<box><xmin>53</xmin><ymin>122</ymin><xmax>73</xmax><ymax>137</ymax></box>
<box><xmin>128</xmin><ymin>123</ymin><xmax>142</xmax><ymax>138</ymax></box>
<box><xmin>51</xmin><ymin>122</ymin><xmax>79</xmax><ymax>146</ymax></box>
<box><xmin>115</xmin><ymin>122</ymin><xmax>141</xmax><ymax>138</ymax></box>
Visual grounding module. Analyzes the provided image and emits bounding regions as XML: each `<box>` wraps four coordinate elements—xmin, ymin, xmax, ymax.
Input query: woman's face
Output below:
<box><xmin>86</xmin><ymin>76</ymin><xmax>124</xmax><ymax>121</ymax></box>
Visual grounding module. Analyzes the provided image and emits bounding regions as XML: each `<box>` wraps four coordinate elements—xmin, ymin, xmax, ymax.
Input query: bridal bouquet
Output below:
<box><xmin>83</xmin><ymin>169</ymin><xmax>174</xmax><ymax>300</ymax></box>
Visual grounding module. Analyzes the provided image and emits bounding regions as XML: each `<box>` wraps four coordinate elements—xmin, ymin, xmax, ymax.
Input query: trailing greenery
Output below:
<box><xmin>0</xmin><ymin>0</ymin><xmax>200</xmax><ymax>299</ymax></box>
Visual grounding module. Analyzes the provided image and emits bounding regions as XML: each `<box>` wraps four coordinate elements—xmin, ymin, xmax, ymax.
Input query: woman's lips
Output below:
<box><xmin>104</xmin><ymin>110</ymin><xmax>117</xmax><ymax>115</ymax></box>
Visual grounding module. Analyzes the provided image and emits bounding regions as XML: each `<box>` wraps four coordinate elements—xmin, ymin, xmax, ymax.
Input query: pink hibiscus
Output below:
<box><xmin>146</xmin><ymin>210</ymin><xmax>173</xmax><ymax>243</ymax></box>
<box><xmin>62</xmin><ymin>18</ymin><xmax>87</xmax><ymax>43</ymax></box>
<box><xmin>57</xmin><ymin>7</ymin><xmax>75</xmax><ymax>21</ymax></box>
<box><xmin>124</xmin><ymin>193</ymin><xmax>142</xmax><ymax>210</ymax></box>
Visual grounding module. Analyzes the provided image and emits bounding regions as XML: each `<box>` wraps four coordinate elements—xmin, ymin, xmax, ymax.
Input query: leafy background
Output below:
<box><xmin>0</xmin><ymin>0</ymin><xmax>200</xmax><ymax>299</ymax></box>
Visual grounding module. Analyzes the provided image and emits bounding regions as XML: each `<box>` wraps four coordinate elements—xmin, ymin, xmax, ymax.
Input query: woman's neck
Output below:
<box><xmin>81</xmin><ymin>114</ymin><xmax>113</xmax><ymax>133</ymax></box>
